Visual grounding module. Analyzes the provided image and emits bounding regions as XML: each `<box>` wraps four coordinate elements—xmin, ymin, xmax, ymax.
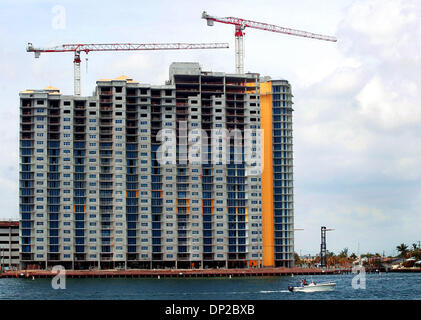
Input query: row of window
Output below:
<box><xmin>32</xmin><ymin>253</ymin><xmax>236</xmax><ymax>259</ymax></box>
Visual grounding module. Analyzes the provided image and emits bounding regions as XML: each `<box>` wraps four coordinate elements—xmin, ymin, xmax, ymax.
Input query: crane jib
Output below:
<box><xmin>26</xmin><ymin>41</ymin><xmax>229</xmax><ymax>95</ymax></box>
<box><xmin>202</xmin><ymin>11</ymin><xmax>337</xmax><ymax>73</ymax></box>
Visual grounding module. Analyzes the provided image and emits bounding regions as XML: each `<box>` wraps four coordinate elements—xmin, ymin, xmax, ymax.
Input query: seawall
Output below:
<box><xmin>0</xmin><ymin>267</ymin><xmax>350</xmax><ymax>279</ymax></box>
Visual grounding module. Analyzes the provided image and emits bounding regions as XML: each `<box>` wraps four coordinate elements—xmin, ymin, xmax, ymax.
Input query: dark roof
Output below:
<box><xmin>0</xmin><ymin>221</ymin><xmax>19</xmax><ymax>227</ymax></box>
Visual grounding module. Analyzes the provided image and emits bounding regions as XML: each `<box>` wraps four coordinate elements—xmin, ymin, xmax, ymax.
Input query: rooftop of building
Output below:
<box><xmin>169</xmin><ymin>62</ymin><xmax>260</xmax><ymax>81</ymax></box>
<box><xmin>0</xmin><ymin>221</ymin><xmax>19</xmax><ymax>227</ymax></box>
<box><xmin>20</xmin><ymin>62</ymin><xmax>266</xmax><ymax>96</ymax></box>
<box><xmin>97</xmin><ymin>75</ymin><xmax>139</xmax><ymax>83</ymax></box>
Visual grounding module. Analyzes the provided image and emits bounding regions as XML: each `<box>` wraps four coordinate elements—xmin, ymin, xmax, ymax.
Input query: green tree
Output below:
<box><xmin>396</xmin><ymin>243</ymin><xmax>408</xmax><ymax>258</ymax></box>
<box><xmin>410</xmin><ymin>249</ymin><xmax>421</xmax><ymax>260</ymax></box>
<box><xmin>339</xmin><ymin>248</ymin><xmax>349</xmax><ymax>258</ymax></box>
<box><xmin>294</xmin><ymin>253</ymin><xmax>301</xmax><ymax>266</ymax></box>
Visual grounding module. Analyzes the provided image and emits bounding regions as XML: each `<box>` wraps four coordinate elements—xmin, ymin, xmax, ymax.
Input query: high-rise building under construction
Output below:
<box><xmin>19</xmin><ymin>62</ymin><xmax>294</xmax><ymax>269</ymax></box>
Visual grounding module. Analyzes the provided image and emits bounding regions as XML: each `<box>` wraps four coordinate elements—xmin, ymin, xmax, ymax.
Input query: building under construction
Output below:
<box><xmin>19</xmin><ymin>62</ymin><xmax>294</xmax><ymax>270</ymax></box>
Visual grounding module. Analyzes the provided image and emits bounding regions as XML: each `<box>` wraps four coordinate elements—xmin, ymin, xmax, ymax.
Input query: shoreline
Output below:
<box><xmin>2</xmin><ymin>267</ymin><xmax>419</xmax><ymax>279</ymax></box>
<box><xmin>1</xmin><ymin>267</ymin><xmax>349</xmax><ymax>279</ymax></box>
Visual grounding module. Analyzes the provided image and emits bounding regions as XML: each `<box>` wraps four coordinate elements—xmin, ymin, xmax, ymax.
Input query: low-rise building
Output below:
<box><xmin>0</xmin><ymin>221</ymin><xmax>19</xmax><ymax>270</ymax></box>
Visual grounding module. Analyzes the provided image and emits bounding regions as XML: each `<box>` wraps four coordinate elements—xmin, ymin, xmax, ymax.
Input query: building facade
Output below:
<box><xmin>0</xmin><ymin>221</ymin><xmax>19</xmax><ymax>270</ymax></box>
<box><xmin>260</xmin><ymin>79</ymin><xmax>294</xmax><ymax>267</ymax></box>
<box><xmin>19</xmin><ymin>63</ymin><xmax>293</xmax><ymax>269</ymax></box>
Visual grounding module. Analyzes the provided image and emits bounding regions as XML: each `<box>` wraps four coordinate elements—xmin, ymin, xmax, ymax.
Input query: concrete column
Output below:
<box><xmin>9</xmin><ymin>226</ymin><xmax>12</xmax><ymax>268</ymax></box>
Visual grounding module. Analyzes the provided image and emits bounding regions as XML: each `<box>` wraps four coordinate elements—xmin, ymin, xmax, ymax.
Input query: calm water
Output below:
<box><xmin>0</xmin><ymin>273</ymin><xmax>420</xmax><ymax>300</ymax></box>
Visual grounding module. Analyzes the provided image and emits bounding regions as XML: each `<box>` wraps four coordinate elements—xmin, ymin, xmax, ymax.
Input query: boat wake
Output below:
<box><xmin>259</xmin><ymin>290</ymin><xmax>290</xmax><ymax>293</ymax></box>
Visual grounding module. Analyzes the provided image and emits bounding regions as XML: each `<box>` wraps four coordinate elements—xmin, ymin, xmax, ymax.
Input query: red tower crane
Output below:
<box><xmin>201</xmin><ymin>11</ymin><xmax>337</xmax><ymax>74</ymax></box>
<box><xmin>27</xmin><ymin>42</ymin><xmax>229</xmax><ymax>96</ymax></box>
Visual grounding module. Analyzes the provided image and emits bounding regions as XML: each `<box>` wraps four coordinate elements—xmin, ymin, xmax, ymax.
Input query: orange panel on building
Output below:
<box><xmin>260</xmin><ymin>81</ymin><xmax>275</xmax><ymax>267</ymax></box>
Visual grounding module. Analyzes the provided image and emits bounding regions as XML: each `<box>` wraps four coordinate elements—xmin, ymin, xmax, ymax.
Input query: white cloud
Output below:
<box><xmin>340</xmin><ymin>0</ymin><xmax>420</xmax><ymax>61</ymax></box>
<box><xmin>345</xmin><ymin>0</ymin><xmax>415</xmax><ymax>42</ymax></box>
<box><xmin>356</xmin><ymin>76</ymin><xmax>421</xmax><ymax>128</ymax></box>
<box><xmin>294</xmin><ymin>0</ymin><xmax>421</xmax><ymax>254</ymax></box>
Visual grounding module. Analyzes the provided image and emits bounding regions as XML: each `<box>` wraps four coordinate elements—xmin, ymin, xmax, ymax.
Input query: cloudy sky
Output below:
<box><xmin>1</xmin><ymin>0</ymin><xmax>420</xmax><ymax>256</ymax></box>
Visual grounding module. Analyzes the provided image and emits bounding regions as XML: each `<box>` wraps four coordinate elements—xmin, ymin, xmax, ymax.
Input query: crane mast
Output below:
<box><xmin>202</xmin><ymin>11</ymin><xmax>337</xmax><ymax>74</ymax></box>
<box><xmin>27</xmin><ymin>42</ymin><xmax>229</xmax><ymax>95</ymax></box>
<box><xmin>320</xmin><ymin>226</ymin><xmax>335</xmax><ymax>268</ymax></box>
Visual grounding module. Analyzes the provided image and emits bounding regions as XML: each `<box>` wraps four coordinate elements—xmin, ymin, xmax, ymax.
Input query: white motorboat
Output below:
<box><xmin>288</xmin><ymin>280</ymin><xmax>336</xmax><ymax>292</ymax></box>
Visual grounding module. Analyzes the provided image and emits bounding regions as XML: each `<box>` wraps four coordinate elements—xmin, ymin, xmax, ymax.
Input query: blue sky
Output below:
<box><xmin>1</xmin><ymin>0</ymin><xmax>420</xmax><ymax>256</ymax></box>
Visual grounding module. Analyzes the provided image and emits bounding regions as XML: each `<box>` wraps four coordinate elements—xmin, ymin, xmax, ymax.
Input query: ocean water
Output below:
<box><xmin>0</xmin><ymin>272</ymin><xmax>420</xmax><ymax>300</ymax></box>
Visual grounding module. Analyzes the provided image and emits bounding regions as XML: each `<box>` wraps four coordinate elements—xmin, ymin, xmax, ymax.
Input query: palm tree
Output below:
<box><xmin>339</xmin><ymin>248</ymin><xmax>348</xmax><ymax>258</ymax></box>
<box><xmin>412</xmin><ymin>243</ymin><xmax>418</xmax><ymax>251</ymax></box>
<box><xmin>396</xmin><ymin>243</ymin><xmax>408</xmax><ymax>258</ymax></box>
